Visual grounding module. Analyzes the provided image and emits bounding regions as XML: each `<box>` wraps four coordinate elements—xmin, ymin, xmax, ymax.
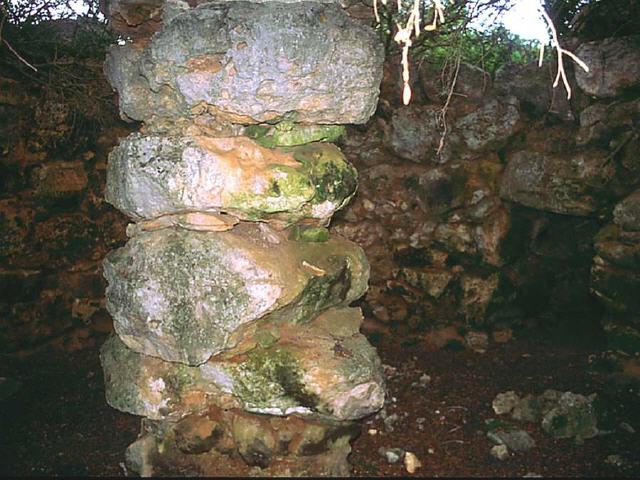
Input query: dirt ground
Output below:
<box><xmin>1</xmin><ymin>325</ymin><xmax>638</xmax><ymax>477</ymax></box>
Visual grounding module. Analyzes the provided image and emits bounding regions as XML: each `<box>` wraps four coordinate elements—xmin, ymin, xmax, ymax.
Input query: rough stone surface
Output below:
<box><xmin>103</xmin><ymin>223</ymin><xmax>369</xmax><ymax>365</ymax></box>
<box><xmin>245</xmin><ymin>122</ymin><xmax>345</xmax><ymax>148</ymax></box>
<box><xmin>575</xmin><ymin>36</ymin><xmax>640</xmax><ymax>98</ymax></box>
<box><xmin>100</xmin><ymin>0</ymin><xmax>167</xmax><ymax>38</ymax></box>
<box><xmin>577</xmin><ymin>99</ymin><xmax>640</xmax><ymax>146</ymax></box>
<box><xmin>104</xmin><ymin>1</ymin><xmax>384</xmax><ymax>125</ymax></box>
<box><xmin>500</xmin><ymin>149</ymin><xmax>614</xmax><ymax>216</ymax></box>
<box><xmin>100</xmin><ymin>307</ymin><xmax>384</xmax><ymax>421</ymax></box>
<box><xmin>124</xmin><ymin>408</ymin><xmax>356</xmax><ymax>477</ymax></box>
<box><xmin>106</xmin><ymin>133</ymin><xmax>357</xmax><ymax>226</ymax></box>
<box><xmin>387</xmin><ymin>105</ymin><xmax>442</xmax><ymax>164</ymax></box>
<box><xmin>591</xmin><ymin>251</ymin><xmax>640</xmax><ymax>315</ymax></box>
<box><xmin>387</xmin><ymin>96</ymin><xmax>520</xmax><ymax>163</ymax></box>
<box><xmin>490</xmin><ymin>444</ymin><xmax>510</xmax><ymax>460</ymax></box>
<box><xmin>452</xmin><ymin>96</ymin><xmax>521</xmax><ymax>152</ymax></box>
<box><xmin>400</xmin><ymin>268</ymin><xmax>453</xmax><ymax>299</ymax></box>
<box><xmin>101</xmin><ymin>0</ymin><xmax>345</xmax><ymax>38</ymax></box>
<box><xmin>494</xmin><ymin>61</ymin><xmax>574</xmax><ymax>120</ymax></box>
<box><xmin>459</xmin><ymin>274</ymin><xmax>499</xmax><ymax>324</ymax></box>
<box><xmin>487</xmin><ymin>428</ymin><xmax>536</xmax><ymax>452</ymax></box>
<box><xmin>614</xmin><ymin>191</ymin><xmax>640</xmax><ymax>231</ymax></box>
<box><xmin>541</xmin><ymin>391</ymin><xmax>598</xmax><ymax>440</ymax></box>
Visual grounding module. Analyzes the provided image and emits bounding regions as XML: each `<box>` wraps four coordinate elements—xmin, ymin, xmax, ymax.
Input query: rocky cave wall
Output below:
<box><xmin>0</xmin><ymin>60</ymin><xmax>130</xmax><ymax>353</ymax></box>
<box><xmin>1</xmin><ymin>12</ymin><xmax>639</xmax><ymax>360</ymax></box>
<box><xmin>331</xmin><ymin>34</ymin><xmax>640</xmax><ymax>353</ymax></box>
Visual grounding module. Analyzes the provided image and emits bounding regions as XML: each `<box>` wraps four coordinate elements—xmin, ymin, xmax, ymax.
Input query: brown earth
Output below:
<box><xmin>1</xmin><ymin>323</ymin><xmax>638</xmax><ymax>477</ymax></box>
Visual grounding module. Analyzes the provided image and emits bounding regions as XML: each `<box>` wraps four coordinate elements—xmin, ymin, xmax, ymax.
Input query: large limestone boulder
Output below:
<box><xmin>494</xmin><ymin>61</ymin><xmax>573</xmax><ymax>119</ymax></box>
<box><xmin>100</xmin><ymin>307</ymin><xmax>385</xmax><ymax>421</ymax></box>
<box><xmin>576</xmin><ymin>99</ymin><xmax>640</xmax><ymax>146</ymax></box>
<box><xmin>387</xmin><ymin>96</ymin><xmax>520</xmax><ymax>164</ymax></box>
<box><xmin>499</xmin><ymin>149</ymin><xmax>614</xmax><ymax>216</ymax></box>
<box><xmin>103</xmin><ymin>223</ymin><xmax>369</xmax><ymax>365</ymax></box>
<box><xmin>104</xmin><ymin>1</ymin><xmax>383</xmax><ymax>125</ymax></box>
<box><xmin>106</xmin><ymin>134</ymin><xmax>357</xmax><ymax>226</ymax></box>
<box><xmin>452</xmin><ymin>96</ymin><xmax>521</xmax><ymax>152</ymax></box>
<box><xmin>575</xmin><ymin>36</ymin><xmax>640</xmax><ymax>98</ymax></box>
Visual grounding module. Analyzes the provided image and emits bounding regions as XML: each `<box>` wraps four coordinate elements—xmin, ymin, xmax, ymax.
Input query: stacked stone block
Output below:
<box><xmin>581</xmin><ymin>36</ymin><xmax>640</xmax><ymax>356</ymax></box>
<box><xmin>99</xmin><ymin>0</ymin><xmax>385</xmax><ymax>475</ymax></box>
<box><xmin>592</xmin><ymin>191</ymin><xmax>640</xmax><ymax>354</ymax></box>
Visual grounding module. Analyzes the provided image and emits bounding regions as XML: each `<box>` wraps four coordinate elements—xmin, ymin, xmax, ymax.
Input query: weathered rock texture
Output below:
<box><xmin>574</xmin><ymin>35</ymin><xmax>640</xmax><ymax>98</ymax></box>
<box><xmin>99</xmin><ymin>0</ymin><xmax>385</xmax><ymax>476</ymax></box>
<box><xmin>331</xmin><ymin>33</ymin><xmax>638</xmax><ymax>352</ymax></box>
<box><xmin>0</xmin><ymin>45</ymin><xmax>129</xmax><ymax>354</ymax></box>
<box><xmin>500</xmin><ymin>149</ymin><xmax>614</xmax><ymax>216</ymax></box>
<box><xmin>106</xmin><ymin>134</ymin><xmax>357</xmax><ymax>226</ymax></box>
<box><xmin>101</xmin><ymin>307</ymin><xmax>384</xmax><ymax>421</ymax></box>
<box><xmin>104</xmin><ymin>1</ymin><xmax>383</xmax><ymax>126</ymax></box>
<box><xmin>104</xmin><ymin>225</ymin><xmax>368</xmax><ymax>364</ymax></box>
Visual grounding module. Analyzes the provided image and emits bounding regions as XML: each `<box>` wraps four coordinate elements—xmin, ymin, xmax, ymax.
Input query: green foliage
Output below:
<box><xmin>3</xmin><ymin>0</ymin><xmax>102</xmax><ymax>24</ymax></box>
<box><xmin>413</xmin><ymin>25</ymin><xmax>540</xmax><ymax>77</ymax></box>
<box><xmin>374</xmin><ymin>1</ymin><xmax>540</xmax><ymax>77</ymax></box>
<box><xmin>0</xmin><ymin>0</ymin><xmax>119</xmax><ymax>154</ymax></box>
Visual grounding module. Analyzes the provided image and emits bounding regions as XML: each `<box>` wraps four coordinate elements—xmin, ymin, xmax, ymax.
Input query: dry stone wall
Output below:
<box><xmin>332</xmin><ymin>34</ymin><xmax>640</xmax><ymax>352</ymax></box>
<box><xmin>0</xmin><ymin>53</ymin><xmax>130</xmax><ymax>354</ymax></box>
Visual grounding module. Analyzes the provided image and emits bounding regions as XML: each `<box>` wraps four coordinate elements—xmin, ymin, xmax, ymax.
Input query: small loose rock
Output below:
<box><xmin>465</xmin><ymin>331</ymin><xmax>489</xmax><ymax>353</ymax></box>
<box><xmin>488</xmin><ymin>429</ymin><xmax>536</xmax><ymax>452</ymax></box>
<box><xmin>383</xmin><ymin>413</ymin><xmax>400</xmax><ymax>432</ymax></box>
<box><xmin>490</xmin><ymin>444</ymin><xmax>510</xmax><ymax>461</ymax></box>
<box><xmin>404</xmin><ymin>451</ymin><xmax>422</xmax><ymax>474</ymax></box>
<box><xmin>378</xmin><ymin>447</ymin><xmax>405</xmax><ymax>464</ymax></box>
<box><xmin>493</xmin><ymin>391</ymin><xmax>520</xmax><ymax>415</ymax></box>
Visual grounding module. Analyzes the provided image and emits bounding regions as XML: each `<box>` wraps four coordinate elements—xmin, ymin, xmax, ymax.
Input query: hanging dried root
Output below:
<box><xmin>538</xmin><ymin>4</ymin><xmax>589</xmax><ymax>99</ymax></box>
<box><xmin>375</xmin><ymin>0</ymin><xmax>445</xmax><ymax>106</ymax></box>
<box><xmin>373</xmin><ymin>1</ymin><xmax>591</xmax><ymax>105</ymax></box>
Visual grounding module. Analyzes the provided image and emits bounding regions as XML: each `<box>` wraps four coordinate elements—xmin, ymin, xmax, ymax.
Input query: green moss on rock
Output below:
<box><xmin>226</xmin><ymin>164</ymin><xmax>315</xmax><ymax>218</ymax></box>
<box><xmin>231</xmin><ymin>347</ymin><xmax>319</xmax><ymax>411</ymax></box>
<box><xmin>246</xmin><ymin>121</ymin><xmax>345</xmax><ymax>148</ymax></box>
<box><xmin>289</xmin><ymin>226</ymin><xmax>330</xmax><ymax>243</ymax></box>
<box><xmin>292</xmin><ymin>143</ymin><xmax>358</xmax><ymax>208</ymax></box>
<box><xmin>100</xmin><ymin>334</ymin><xmax>145</xmax><ymax>415</ymax></box>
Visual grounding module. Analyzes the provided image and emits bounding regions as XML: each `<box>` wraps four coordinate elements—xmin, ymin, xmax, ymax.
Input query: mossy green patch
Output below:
<box><xmin>100</xmin><ymin>334</ymin><xmax>145</xmax><ymax>415</ymax></box>
<box><xmin>166</xmin><ymin>362</ymin><xmax>197</xmax><ymax>395</ymax></box>
<box><xmin>292</xmin><ymin>143</ymin><xmax>357</xmax><ymax>206</ymax></box>
<box><xmin>225</xmin><ymin>142</ymin><xmax>356</xmax><ymax>225</ymax></box>
<box><xmin>231</xmin><ymin>347</ymin><xmax>319</xmax><ymax>410</ymax></box>
<box><xmin>255</xmin><ymin>328</ymin><xmax>280</xmax><ymax>349</ymax></box>
<box><xmin>289</xmin><ymin>226</ymin><xmax>330</xmax><ymax>243</ymax></box>
<box><xmin>148</xmin><ymin>229</ymin><xmax>251</xmax><ymax>364</ymax></box>
<box><xmin>226</xmin><ymin>164</ymin><xmax>314</xmax><ymax>218</ymax></box>
<box><xmin>246</xmin><ymin>121</ymin><xmax>345</xmax><ymax>148</ymax></box>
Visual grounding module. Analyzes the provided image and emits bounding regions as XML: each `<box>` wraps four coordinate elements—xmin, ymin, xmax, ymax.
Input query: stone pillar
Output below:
<box><xmin>99</xmin><ymin>0</ymin><xmax>385</xmax><ymax>476</ymax></box>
